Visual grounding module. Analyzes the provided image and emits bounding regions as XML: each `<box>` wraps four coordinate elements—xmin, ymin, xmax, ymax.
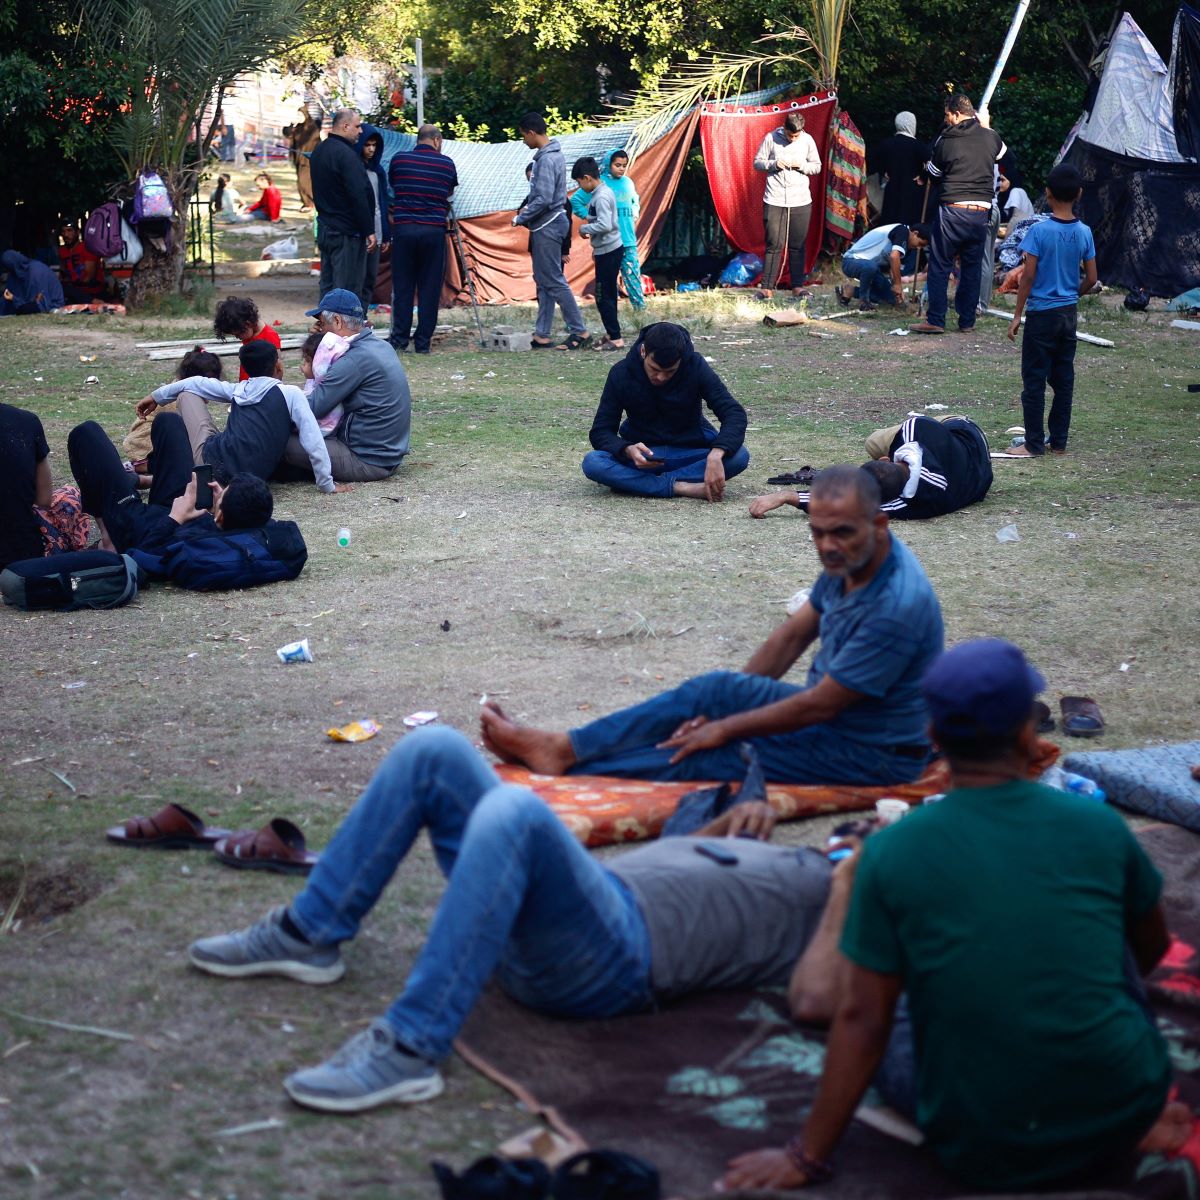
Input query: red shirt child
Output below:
<box><xmin>213</xmin><ymin>296</ymin><xmax>282</xmax><ymax>381</ymax></box>
<box><xmin>246</xmin><ymin>173</ymin><xmax>282</xmax><ymax>222</ymax></box>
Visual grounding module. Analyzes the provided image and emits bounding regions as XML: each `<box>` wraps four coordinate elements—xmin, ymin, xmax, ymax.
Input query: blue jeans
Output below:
<box><xmin>582</xmin><ymin>437</ymin><xmax>751</xmax><ymax>499</ymax></box>
<box><xmin>926</xmin><ymin>205</ymin><xmax>990</xmax><ymax>330</ymax></box>
<box><xmin>568</xmin><ymin>669</ymin><xmax>929</xmax><ymax>784</ymax></box>
<box><xmin>841</xmin><ymin>256</ymin><xmax>895</xmax><ymax>305</ymax></box>
<box><xmin>289</xmin><ymin>727</ymin><xmax>653</xmax><ymax>1061</ymax></box>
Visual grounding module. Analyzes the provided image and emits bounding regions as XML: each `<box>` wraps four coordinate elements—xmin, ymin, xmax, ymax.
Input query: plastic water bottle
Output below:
<box><xmin>1041</xmin><ymin>765</ymin><xmax>1106</xmax><ymax>803</ymax></box>
<box><xmin>336</xmin><ymin>527</ymin><xmax>352</xmax><ymax>548</ymax></box>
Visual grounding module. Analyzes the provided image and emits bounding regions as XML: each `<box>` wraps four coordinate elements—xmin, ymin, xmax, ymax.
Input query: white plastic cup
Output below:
<box><xmin>336</xmin><ymin>527</ymin><xmax>352</xmax><ymax>548</ymax></box>
<box><xmin>875</xmin><ymin>798</ymin><xmax>910</xmax><ymax>825</ymax></box>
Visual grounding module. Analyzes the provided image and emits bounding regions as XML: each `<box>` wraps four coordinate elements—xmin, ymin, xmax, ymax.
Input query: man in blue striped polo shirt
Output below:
<box><xmin>388</xmin><ymin>124</ymin><xmax>458</xmax><ymax>354</ymax></box>
<box><xmin>481</xmin><ymin>465</ymin><xmax>944</xmax><ymax>786</ymax></box>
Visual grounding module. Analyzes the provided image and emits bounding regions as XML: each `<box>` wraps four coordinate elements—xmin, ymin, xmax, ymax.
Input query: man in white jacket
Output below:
<box><xmin>753</xmin><ymin>111</ymin><xmax>822</xmax><ymax>299</ymax></box>
<box><xmin>136</xmin><ymin>340</ymin><xmax>343</xmax><ymax>494</ymax></box>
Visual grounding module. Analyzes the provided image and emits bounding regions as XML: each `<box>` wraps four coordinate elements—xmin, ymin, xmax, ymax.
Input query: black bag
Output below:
<box><xmin>1124</xmin><ymin>287</ymin><xmax>1150</xmax><ymax>311</ymax></box>
<box><xmin>0</xmin><ymin>550</ymin><xmax>140</xmax><ymax>611</ymax></box>
<box><xmin>431</xmin><ymin>1155</ymin><xmax>550</xmax><ymax>1200</ymax></box>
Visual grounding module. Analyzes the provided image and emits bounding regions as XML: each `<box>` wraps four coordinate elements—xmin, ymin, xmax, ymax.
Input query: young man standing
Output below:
<box><xmin>571</xmin><ymin>156</ymin><xmax>624</xmax><ymax>350</ymax></box>
<box><xmin>837</xmin><ymin>222</ymin><xmax>930</xmax><ymax>310</ymax></box>
<box><xmin>723</xmin><ymin>638</ymin><xmax>1181</xmax><ymax>1193</ymax></box>
<box><xmin>1007</xmin><ymin>162</ymin><xmax>1097</xmax><ymax>457</ymax></box>
<box><xmin>513</xmin><ymin>113</ymin><xmax>589</xmax><ymax>350</ymax></box>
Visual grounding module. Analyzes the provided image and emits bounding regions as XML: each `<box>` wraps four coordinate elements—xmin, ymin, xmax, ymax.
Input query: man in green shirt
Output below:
<box><xmin>724</xmin><ymin>638</ymin><xmax>1186</xmax><ymax>1191</ymax></box>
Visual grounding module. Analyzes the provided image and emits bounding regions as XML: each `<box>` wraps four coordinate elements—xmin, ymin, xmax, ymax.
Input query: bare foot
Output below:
<box><xmin>1139</xmin><ymin>1100</ymin><xmax>1194</xmax><ymax>1154</ymax></box>
<box><xmin>1006</xmin><ymin>446</ymin><xmax>1038</xmax><ymax>458</ymax></box>
<box><xmin>479</xmin><ymin>702</ymin><xmax>575</xmax><ymax>774</ymax></box>
<box><xmin>673</xmin><ymin>481</ymin><xmax>717</xmax><ymax>500</ymax></box>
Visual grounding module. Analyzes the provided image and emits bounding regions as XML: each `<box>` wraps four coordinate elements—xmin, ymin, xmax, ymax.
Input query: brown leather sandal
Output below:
<box><xmin>105</xmin><ymin>802</ymin><xmax>231</xmax><ymax>850</ymax></box>
<box><xmin>213</xmin><ymin>818</ymin><xmax>320</xmax><ymax>875</ymax></box>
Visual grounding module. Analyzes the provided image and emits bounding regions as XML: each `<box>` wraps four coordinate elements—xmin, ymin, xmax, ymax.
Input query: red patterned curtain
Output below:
<box><xmin>699</xmin><ymin>91</ymin><xmax>837</xmax><ymax>281</ymax></box>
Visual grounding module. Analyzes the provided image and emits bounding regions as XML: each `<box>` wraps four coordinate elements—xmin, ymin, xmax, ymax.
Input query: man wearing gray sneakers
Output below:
<box><xmin>189</xmin><ymin>726</ymin><xmax>834</xmax><ymax>1114</ymax></box>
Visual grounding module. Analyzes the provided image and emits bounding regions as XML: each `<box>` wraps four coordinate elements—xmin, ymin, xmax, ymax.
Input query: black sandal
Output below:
<box><xmin>531</xmin><ymin>336</ymin><xmax>555</xmax><ymax>349</ymax></box>
<box><xmin>558</xmin><ymin>332</ymin><xmax>593</xmax><ymax>350</ymax></box>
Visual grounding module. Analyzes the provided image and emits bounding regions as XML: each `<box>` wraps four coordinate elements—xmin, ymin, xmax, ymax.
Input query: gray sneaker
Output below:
<box><xmin>284</xmin><ymin>1019</ymin><xmax>444</xmax><ymax>1113</ymax></box>
<box><xmin>188</xmin><ymin>906</ymin><xmax>344</xmax><ymax>984</ymax></box>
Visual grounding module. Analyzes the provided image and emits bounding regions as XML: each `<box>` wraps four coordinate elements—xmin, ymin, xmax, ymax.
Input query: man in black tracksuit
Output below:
<box><xmin>582</xmin><ymin>321</ymin><xmax>749</xmax><ymax>501</ymax></box>
<box><xmin>750</xmin><ymin>415</ymin><xmax>992</xmax><ymax>522</ymax></box>
<box><xmin>911</xmin><ymin>93</ymin><xmax>1006</xmax><ymax>335</ymax></box>
<box><xmin>310</xmin><ymin>110</ymin><xmax>377</xmax><ymax>298</ymax></box>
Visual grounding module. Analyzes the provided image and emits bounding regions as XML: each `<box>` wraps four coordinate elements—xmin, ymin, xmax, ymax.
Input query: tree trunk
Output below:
<box><xmin>125</xmin><ymin>169</ymin><xmax>193</xmax><ymax>310</ymax></box>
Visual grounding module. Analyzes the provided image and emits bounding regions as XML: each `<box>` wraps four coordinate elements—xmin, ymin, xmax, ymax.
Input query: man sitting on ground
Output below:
<box><xmin>750</xmin><ymin>414</ymin><xmax>992</xmax><ymax>521</ymax></box>
<box><xmin>723</xmin><ymin>638</ymin><xmax>1186</xmax><ymax>1193</ymax></box>
<box><xmin>68</xmin><ymin>412</ymin><xmax>278</xmax><ymax>556</ymax></box>
<box><xmin>279</xmin><ymin>289</ymin><xmax>412</xmax><ymax>483</ymax></box>
<box><xmin>582</xmin><ymin>321</ymin><xmax>749</xmax><ymax>501</ymax></box>
<box><xmin>482</xmin><ymin>466</ymin><xmax>943</xmax><ymax>785</ymax></box>
<box><xmin>57</xmin><ymin>222</ymin><xmax>106</xmax><ymax>304</ymax></box>
<box><xmin>187</xmin><ymin>725</ymin><xmax>838</xmax><ymax>1114</ymax></box>
<box><xmin>836</xmin><ymin>222</ymin><xmax>929</xmax><ymax>310</ymax></box>
<box><xmin>136</xmin><ymin>341</ymin><xmax>340</xmax><ymax>495</ymax></box>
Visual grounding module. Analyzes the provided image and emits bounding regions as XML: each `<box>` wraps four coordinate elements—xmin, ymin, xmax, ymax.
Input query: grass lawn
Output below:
<box><xmin>0</xmin><ymin>276</ymin><xmax>1197</xmax><ymax>1198</ymax></box>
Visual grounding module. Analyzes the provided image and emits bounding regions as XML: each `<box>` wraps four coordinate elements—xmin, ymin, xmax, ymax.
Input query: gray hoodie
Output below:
<box><xmin>515</xmin><ymin>138</ymin><xmax>568</xmax><ymax>233</ymax></box>
<box><xmin>580</xmin><ymin>181</ymin><xmax>622</xmax><ymax>255</ymax></box>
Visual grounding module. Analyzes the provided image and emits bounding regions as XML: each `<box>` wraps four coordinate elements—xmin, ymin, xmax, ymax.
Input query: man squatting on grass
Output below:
<box><xmin>187</xmin><ymin>466</ymin><xmax>940</xmax><ymax>1112</ymax></box>
<box><xmin>580</xmin><ymin>322</ymin><xmax>751</xmax><ymax>502</ymax></box>
<box><xmin>723</xmin><ymin>639</ymin><xmax>1187</xmax><ymax>1193</ymax></box>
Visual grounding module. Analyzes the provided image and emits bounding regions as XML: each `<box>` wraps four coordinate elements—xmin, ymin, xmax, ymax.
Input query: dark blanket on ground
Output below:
<box><xmin>455</xmin><ymin>824</ymin><xmax>1200</xmax><ymax>1198</ymax></box>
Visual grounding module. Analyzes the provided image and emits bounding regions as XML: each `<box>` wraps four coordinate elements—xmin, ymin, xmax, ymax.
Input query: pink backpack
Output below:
<box><xmin>83</xmin><ymin>203</ymin><xmax>124</xmax><ymax>258</ymax></box>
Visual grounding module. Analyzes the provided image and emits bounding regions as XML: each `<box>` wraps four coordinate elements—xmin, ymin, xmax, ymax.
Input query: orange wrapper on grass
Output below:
<box><xmin>327</xmin><ymin>720</ymin><xmax>381</xmax><ymax>743</ymax></box>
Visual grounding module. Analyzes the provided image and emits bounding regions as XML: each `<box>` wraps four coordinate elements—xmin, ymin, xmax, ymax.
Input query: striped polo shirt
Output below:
<box><xmin>807</xmin><ymin>534</ymin><xmax>944</xmax><ymax>747</ymax></box>
<box><xmin>388</xmin><ymin>145</ymin><xmax>459</xmax><ymax>227</ymax></box>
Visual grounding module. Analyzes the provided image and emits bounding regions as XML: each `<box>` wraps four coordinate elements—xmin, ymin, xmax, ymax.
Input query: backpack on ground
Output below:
<box><xmin>134</xmin><ymin>171</ymin><xmax>174</xmax><ymax>222</ymax></box>
<box><xmin>84</xmin><ymin>203</ymin><xmax>124</xmax><ymax>259</ymax></box>
<box><xmin>131</xmin><ymin>522</ymin><xmax>307</xmax><ymax>591</ymax></box>
<box><xmin>0</xmin><ymin>550</ymin><xmax>140</xmax><ymax>612</ymax></box>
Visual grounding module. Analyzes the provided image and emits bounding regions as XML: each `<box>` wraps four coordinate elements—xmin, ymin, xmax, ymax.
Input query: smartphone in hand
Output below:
<box><xmin>193</xmin><ymin>464</ymin><xmax>214</xmax><ymax>511</ymax></box>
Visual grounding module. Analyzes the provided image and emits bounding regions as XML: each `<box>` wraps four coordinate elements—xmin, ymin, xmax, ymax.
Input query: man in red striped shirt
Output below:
<box><xmin>388</xmin><ymin>125</ymin><xmax>458</xmax><ymax>355</ymax></box>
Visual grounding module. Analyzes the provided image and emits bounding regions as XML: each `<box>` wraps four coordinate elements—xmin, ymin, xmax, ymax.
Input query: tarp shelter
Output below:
<box><xmin>379</xmin><ymin>114</ymin><xmax>698</xmax><ymax>306</ymax></box>
<box><xmin>699</xmin><ymin>90</ymin><xmax>838</xmax><ymax>284</ymax></box>
<box><xmin>1060</xmin><ymin>6</ymin><xmax>1200</xmax><ymax>296</ymax></box>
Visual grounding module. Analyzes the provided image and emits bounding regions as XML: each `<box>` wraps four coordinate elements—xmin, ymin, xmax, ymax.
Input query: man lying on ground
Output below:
<box><xmin>68</xmin><ymin>412</ymin><xmax>276</xmax><ymax>555</ymax></box>
<box><xmin>482</xmin><ymin>466</ymin><xmax>943</xmax><ymax>785</ymax></box>
<box><xmin>279</xmin><ymin>288</ymin><xmax>412</xmax><ymax>483</ymax></box>
<box><xmin>749</xmin><ymin>415</ymin><xmax>992</xmax><ymax>522</ymax></box>
<box><xmin>135</xmin><ymin>341</ymin><xmax>341</xmax><ymax>495</ymax></box>
<box><xmin>581</xmin><ymin>321</ymin><xmax>749</xmax><ymax>501</ymax></box>
<box><xmin>723</xmin><ymin>638</ymin><xmax>1186</xmax><ymax>1193</ymax></box>
<box><xmin>188</xmin><ymin>726</ymin><xmax>837</xmax><ymax>1114</ymax></box>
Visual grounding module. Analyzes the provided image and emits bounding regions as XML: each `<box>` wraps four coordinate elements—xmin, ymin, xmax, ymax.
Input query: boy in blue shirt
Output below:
<box><xmin>1007</xmin><ymin>163</ymin><xmax>1097</xmax><ymax>456</ymax></box>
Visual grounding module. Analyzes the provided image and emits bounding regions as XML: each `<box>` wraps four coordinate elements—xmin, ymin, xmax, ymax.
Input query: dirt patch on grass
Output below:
<box><xmin>0</xmin><ymin>858</ymin><xmax>103</xmax><ymax>928</ymax></box>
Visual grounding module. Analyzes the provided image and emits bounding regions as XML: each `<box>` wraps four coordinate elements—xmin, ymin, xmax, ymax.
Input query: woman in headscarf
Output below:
<box><xmin>1</xmin><ymin>250</ymin><xmax>65</xmax><ymax>315</ymax></box>
<box><xmin>868</xmin><ymin>112</ymin><xmax>932</xmax><ymax>226</ymax></box>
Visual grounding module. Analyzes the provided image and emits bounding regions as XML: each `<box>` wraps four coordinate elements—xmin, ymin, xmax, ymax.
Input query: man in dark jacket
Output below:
<box><xmin>911</xmin><ymin>94</ymin><xmax>1006</xmax><ymax>335</ymax></box>
<box><xmin>582</xmin><ymin>321</ymin><xmax>749</xmax><ymax>501</ymax></box>
<box><xmin>310</xmin><ymin>110</ymin><xmax>376</xmax><ymax>297</ymax></box>
<box><xmin>357</xmin><ymin>123</ymin><xmax>391</xmax><ymax>314</ymax></box>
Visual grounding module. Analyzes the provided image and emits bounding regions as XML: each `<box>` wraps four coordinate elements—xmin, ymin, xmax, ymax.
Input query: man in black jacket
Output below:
<box><xmin>581</xmin><ymin>322</ymin><xmax>749</xmax><ymax>501</ymax></box>
<box><xmin>310</xmin><ymin>110</ymin><xmax>377</xmax><ymax>297</ymax></box>
<box><xmin>911</xmin><ymin>94</ymin><xmax>1006</xmax><ymax>335</ymax></box>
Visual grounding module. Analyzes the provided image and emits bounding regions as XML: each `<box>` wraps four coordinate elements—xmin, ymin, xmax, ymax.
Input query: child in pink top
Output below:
<box><xmin>299</xmin><ymin>330</ymin><xmax>350</xmax><ymax>434</ymax></box>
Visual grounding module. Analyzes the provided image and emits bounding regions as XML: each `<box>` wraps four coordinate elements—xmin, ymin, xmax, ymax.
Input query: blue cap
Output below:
<box><xmin>922</xmin><ymin>639</ymin><xmax>1045</xmax><ymax>738</ymax></box>
<box><xmin>305</xmin><ymin>288</ymin><xmax>365</xmax><ymax>320</ymax></box>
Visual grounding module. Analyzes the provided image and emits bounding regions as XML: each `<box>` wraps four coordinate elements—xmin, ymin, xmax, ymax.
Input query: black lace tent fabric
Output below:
<box><xmin>1173</xmin><ymin>4</ymin><xmax>1200</xmax><ymax>158</ymax></box>
<box><xmin>1063</xmin><ymin>141</ymin><xmax>1200</xmax><ymax>296</ymax></box>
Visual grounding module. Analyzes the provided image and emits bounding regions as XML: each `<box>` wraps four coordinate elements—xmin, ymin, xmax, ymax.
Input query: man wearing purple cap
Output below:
<box><xmin>279</xmin><ymin>288</ymin><xmax>412</xmax><ymax>483</ymax></box>
<box><xmin>725</xmin><ymin>638</ymin><xmax>1183</xmax><ymax>1193</ymax></box>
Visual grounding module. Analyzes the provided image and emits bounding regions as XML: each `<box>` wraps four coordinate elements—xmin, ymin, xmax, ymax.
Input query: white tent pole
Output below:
<box><xmin>415</xmin><ymin>37</ymin><xmax>425</xmax><ymax>127</ymax></box>
<box><xmin>980</xmin><ymin>0</ymin><xmax>1033</xmax><ymax>113</ymax></box>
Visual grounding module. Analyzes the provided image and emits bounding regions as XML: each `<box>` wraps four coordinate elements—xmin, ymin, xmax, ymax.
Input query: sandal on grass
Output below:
<box><xmin>106</xmin><ymin>802</ymin><xmax>231</xmax><ymax>850</ymax></box>
<box><xmin>766</xmin><ymin>466</ymin><xmax>817</xmax><ymax>487</ymax></box>
<box><xmin>213</xmin><ymin>818</ymin><xmax>320</xmax><ymax>875</ymax></box>
<box><xmin>1033</xmin><ymin>700</ymin><xmax>1056</xmax><ymax>734</ymax></box>
<box><xmin>531</xmin><ymin>337</ymin><xmax>555</xmax><ymax>349</ymax></box>
<box><xmin>1061</xmin><ymin>695</ymin><xmax>1105</xmax><ymax>738</ymax></box>
<box><xmin>557</xmin><ymin>332</ymin><xmax>593</xmax><ymax>350</ymax></box>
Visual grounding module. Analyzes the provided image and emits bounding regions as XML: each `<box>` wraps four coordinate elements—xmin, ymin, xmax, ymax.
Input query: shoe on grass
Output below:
<box><xmin>189</xmin><ymin>906</ymin><xmax>344</xmax><ymax>984</ymax></box>
<box><xmin>909</xmin><ymin>321</ymin><xmax>945</xmax><ymax>334</ymax></box>
<box><xmin>284</xmin><ymin>1019</ymin><xmax>444</xmax><ymax>1113</ymax></box>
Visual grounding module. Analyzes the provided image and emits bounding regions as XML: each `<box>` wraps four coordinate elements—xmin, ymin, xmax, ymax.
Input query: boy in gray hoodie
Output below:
<box><xmin>513</xmin><ymin>113</ymin><xmax>590</xmax><ymax>349</ymax></box>
<box><xmin>572</xmin><ymin>156</ymin><xmax>624</xmax><ymax>349</ymax></box>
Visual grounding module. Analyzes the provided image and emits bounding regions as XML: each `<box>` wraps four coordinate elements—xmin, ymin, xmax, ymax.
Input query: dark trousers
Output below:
<box><xmin>360</xmin><ymin>243</ymin><xmax>381</xmax><ymax>314</ymax></box>
<box><xmin>593</xmin><ymin>246</ymin><xmax>623</xmax><ymax>340</ymax></box>
<box><xmin>762</xmin><ymin>203</ymin><xmax>811</xmax><ymax>289</ymax></box>
<box><xmin>317</xmin><ymin>229</ymin><xmax>368</xmax><ymax>298</ymax></box>
<box><xmin>1020</xmin><ymin>304</ymin><xmax>1078</xmax><ymax>454</ymax></box>
<box><xmin>390</xmin><ymin>224</ymin><xmax>447</xmax><ymax>352</ymax></box>
<box><xmin>67</xmin><ymin>414</ymin><xmax>194</xmax><ymax>552</ymax></box>
<box><xmin>926</xmin><ymin>205</ymin><xmax>989</xmax><ymax>329</ymax></box>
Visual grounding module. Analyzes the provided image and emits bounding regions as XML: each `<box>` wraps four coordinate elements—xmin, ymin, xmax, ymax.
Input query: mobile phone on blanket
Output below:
<box><xmin>695</xmin><ymin>841</ymin><xmax>739</xmax><ymax>867</ymax></box>
<box><xmin>193</xmin><ymin>464</ymin><xmax>214</xmax><ymax>510</ymax></box>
